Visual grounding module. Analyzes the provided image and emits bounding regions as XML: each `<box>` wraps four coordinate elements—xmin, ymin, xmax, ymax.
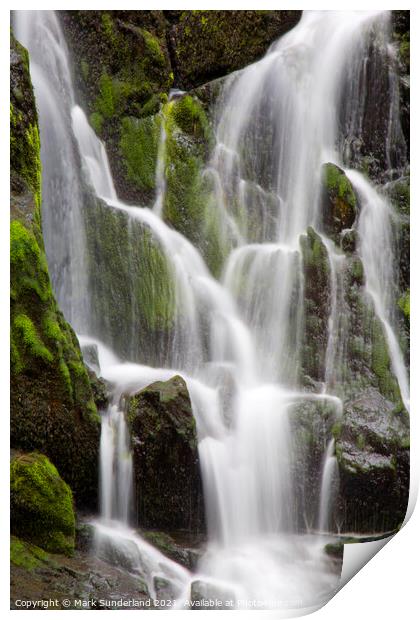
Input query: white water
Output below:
<box><xmin>318</xmin><ymin>439</ymin><xmax>339</xmax><ymax>533</ymax></box>
<box><xmin>14</xmin><ymin>9</ymin><xmax>409</xmax><ymax>611</ymax></box>
<box><xmin>347</xmin><ymin>169</ymin><xmax>410</xmax><ymax>410</ymax></box>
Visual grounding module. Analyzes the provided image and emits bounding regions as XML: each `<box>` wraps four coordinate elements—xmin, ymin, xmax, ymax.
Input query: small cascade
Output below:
<box><xmin>318</xmin><ymin>439</ymin><xmax>339</xmax><ymax>533</ymax></box>
<box><xmin>348</xmin><ymin>169</ymin><xmax>410</xmax><ymax>410</ymax></box>
<box><xmin>153</xmin><ymin>113</ymin><xmax>168</xmax><ymax>217</ymax></box>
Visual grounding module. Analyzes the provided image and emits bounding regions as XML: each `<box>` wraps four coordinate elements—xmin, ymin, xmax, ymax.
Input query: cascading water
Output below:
<box><xmin>14</xmin><ymin>9</ymin><xmax>408</xmax><ymax>612</ymax></box>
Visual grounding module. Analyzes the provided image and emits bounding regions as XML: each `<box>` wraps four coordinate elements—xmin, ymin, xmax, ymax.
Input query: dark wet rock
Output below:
<box><xmin>170</xmin><ymin>11</ymin><xmax>302</xmax><ymax>90</ymax></box>
<box><xmin>299</xmin><ymin>227</ymin><xmax>331</xmax><ymax>382</ymax></box>
<box><xmin>153</xmin><ymin>576</ymin><xmax>176</xmax><ymax>601</ymax></box>
<box><xmin>75</xmin><ymin>522</ymin><xmax>95</xmax><ymax>553</ymax></box>
<box><xmin>190</xmin><ymin>580</ymin><xmax>236</xmax><ymax>609</ymax></box>
<box><xmin>141</xmin><ymin>529</ymin><xmax>204</xmax><ymax>571</ymax></box>
<box><xmin>340</xmin><ymin>228</ymin><xmax>358</xmax><ymax>254</ymax></box>
<box><xmin>10</xmin><ymin>537</ymin><xmax>151</xmax><ymax>609</ymax></box>
<box><xmin>324</xmin><ymin>542</ymin><xmax>344</xmax><ymax>561</ymax></box>
<box><xmin>335</xmin><ymin>388</ymin><xmax>409</xmax><ymax>533</ymax></box>
<box><xmin>81</xmin><ymin>343</ymin><xmax>100</xmax><ymax>373</ymax></box>
<box><xmin>321</xmin><ymin>163</ymin><xmax>358</xmax><ymax>241</ymax></box>
<box><xmin>127</xmin><ymin>375</ymin><xmax>206</xmax><ymax>533</ymax></box>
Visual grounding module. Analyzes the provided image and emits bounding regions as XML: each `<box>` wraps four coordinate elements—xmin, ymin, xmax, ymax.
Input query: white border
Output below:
<box><xmin>1</xmin><ymin>3</ymin><xmax>417</xmax><ymax>619</ymax></box>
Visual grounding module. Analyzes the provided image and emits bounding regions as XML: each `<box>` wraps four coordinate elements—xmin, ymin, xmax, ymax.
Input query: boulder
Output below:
<box><xmin>335</xmin><ymin>388</ymin><xmax>409</xmax><ymax>533</ymax></box>
<box><xmin>127</xmin><ymin>375</ymin><xmax>206</xmax><ymax>533</ymax></box>
<box><xmin>11</xmin><ymin>452</ymin><xmax>76</xmax><ymax>555</ymax></box>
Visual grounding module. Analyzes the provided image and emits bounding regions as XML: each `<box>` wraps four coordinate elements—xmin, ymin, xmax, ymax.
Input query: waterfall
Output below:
<box><xmin>14</xmin><ymin>9</ymin><xmax>408</xmax><ymax>610</ymax></box>
<box><xmin>13</xmin><ymin>11</ymin><xmax>89</xmax><ymax>332</ymax></box>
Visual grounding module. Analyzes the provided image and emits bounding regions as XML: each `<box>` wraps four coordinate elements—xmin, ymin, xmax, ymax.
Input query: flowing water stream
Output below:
<box><xmin>14</xmin><ymin>9</ymin><xmax>408</xmax><ymax>612</ymax></box>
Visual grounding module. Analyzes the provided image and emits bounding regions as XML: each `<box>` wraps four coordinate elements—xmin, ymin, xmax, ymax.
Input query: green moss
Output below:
<box><xmin>11</xmin><ymin>453</ymin><xmax>76</xmax><ymax>555</ymax></box>
<box><xmin>10</xmin><ymin>104</ymin><xmax>42</xmax><ymax>208</ymax></box>
<box><xmin>120</xmin><ymin>115</ymin><xmax>160</xmax><ymax>192</ymax></box>
<box><xmin>331</xmin><ymin>422</ymin><xmax>342</xmax><ymax>439</ymax></box>
<box><xmin>95</xmin><ymin>72</ymin><xmax>117</xmax><ymax>118</ymax></box>
<box><xmin>90</xmin><ymin>111</ymin><xmax>104</xmax><ymax>134</ymax></box>
<box><xmin>141</xmin><ymin>29</ymin><xmax>165</xmax><ymax>66</ymax></box>
<box><xmin>371</xmin><ymin>319</ymin><xmax>401</xmax><ymax>403</ymax></box>
<box><xmin>170</xmin><ymin>95</ymin><xmax>210</xmax><ymax>140</ymax></box>
<box><xmin>13</xmin><ymin>314</ymin><xmax>53</xmax><ymax>364</ymax></box>
<box><xmin>10</xmin><ymin>536</ymin><xmax>49</xmax><ymax>570</ymax></box>
<box><xmin>398</xmin><ymin>289</ymin><xmax>410</xmax><ymax>319</ymax></box>
<box><xmin>324</xmin><ymin>163</ymin><xmax>356</xmax><ymax>209</ymax></box>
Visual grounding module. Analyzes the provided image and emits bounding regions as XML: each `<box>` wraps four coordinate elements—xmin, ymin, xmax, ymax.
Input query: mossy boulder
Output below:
<box><xmin>11</xmin><ymin>453</ymin><xmax>76</xmax><ymax>555</ymax></box>
<box><xmin>60</xmin><ymin>10</ymin><xmax>172</xmax><ymax>204</ymax></box>
<box><xmin>334</xmin><ymin>388</ymin><xmax>409</xmax><ymax>533</ymax></box>
<box><xmin>321</xmin><ymin>163</ymin><xmax>358</xmax><ymax>241</ymax></box>
<box><xmin>299</xmin><ymin>227</ymin><xmax>331</xmax><ymax>382</ymax></box>
<box><xmin>10</xmin><ymin>32</ymin><xmax>100</xmax><ymax>509</ymax></box>
<box><xmin>170</xmin><ymin>10</ymin><xmax>301</xmax><ymax>89</ymax></box>
<box><xmin>127</xmin><ymin>375</ymin><xmax>206</xmax><ymax>533</ymax></box>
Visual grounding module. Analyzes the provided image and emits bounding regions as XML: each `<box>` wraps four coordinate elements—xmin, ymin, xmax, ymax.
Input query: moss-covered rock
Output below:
<box><xmin>170</xmin><ymin>11</ymin><xmax>301</xmax><ymax>89</ymax></box>
<box><xmin>299</xmin><ymin>227</ymin><xmax>331</xmax><ymax>382</ymax></box>
<box><xmin>84</xmin><ymin>197</ymin><xmax>177</xmax><ymax>364</ymax></box>
<box><xmin>10</xmin><ymin>536</ymin><xmax>50</xmax><ymax>571</ymax></box>
<box><xmin>10</xmin><ymin>32</ymin><xmax>100</xmax><ymax>509</ymax></box>
<box><xmin>11</xmin><ymin>453</ymin><xmax>76</xmax><ymax>555</ymax></box>
<box><xmin>60</xmin><ymin>10</ymin><xmax>172</xmax><ymax>204</ymax></box>
<box><xmin>127</xmin><ymin>375</ymin><xmax>206</xmax><ymax>533</ymax></box>
<box><xmin>321</xmin><ymin>163</ymin><xmax>357</xmax><ymax>242</ymax></box>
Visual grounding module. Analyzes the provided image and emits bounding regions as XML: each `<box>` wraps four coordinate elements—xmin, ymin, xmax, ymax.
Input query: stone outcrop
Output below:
<box><xmin>127</xmin><ymin>375</ymin><xmax>206</xmax><ymax>533</ymax></box>
<box><xmin>335</xmin><ymin>388</ymin><xmax>409</xmax><ymax>532</ymax></box>
<box><xmin>10</xmin><ymin>32</ymin><xmax>100</xmax><ymax>510</ymax></box>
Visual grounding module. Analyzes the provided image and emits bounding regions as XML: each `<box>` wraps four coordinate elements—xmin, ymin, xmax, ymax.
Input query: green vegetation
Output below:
<box><xmin>371</xmin><ymin>318</ymin><xmax>402</xmax><ymax>404</ymax></box>
<box><xmin>11</xmin><ymin>453</ymin><xmax>76</xmax><ymax>555</ymax></box>
<box><xmin>10</xmin><ymin>536</ymin><xmax>49</xmax><ymax>570</ymax></box>
<box><xmin>324</xmin><ymin>163</ymin><xmax>357</xmax><ymax>209</ymax></box>
<box><xmin>398</xmin><ymin>289</ymin><xmax>410</xmax><ymax>319</ymax></box>
<box><xmin>120</xmin><ymin>115</ymin><xmax>161</xmax><ymax>192</ymax></box>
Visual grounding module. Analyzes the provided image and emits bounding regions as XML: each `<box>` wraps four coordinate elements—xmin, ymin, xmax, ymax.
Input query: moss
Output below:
<box><xmin>11</xmin><ymin>453</ymin><xmax>76</xmax><ymax>555</ymax></box>
<box><xmin>324</xmin><ymin>164</ymin><xmax>356</xmax><ymax>208</ymax></box>
<box><xmin>371</xmin><ymin>319</ymin><xmax>401</xmax><ymax>403</ymax></box>
<box><xmin>322</xmin><ymin>163</ymin><xmax>357</xmax><ymax>240</ymax></box>
<box><xmin>141</xmin><ymin>29</ymin><xmax>165</xmax><ymax>66</ymax></box>
<box><xmin>10</xmin><ymin>536</ymin><xmax>49</xmax><ymax>570</ymax></box>
<box><xmin>13</xmin><ymin>314</ymin><xmax>53</xmax><ymax>365</ymax></box>
<box><xmin>90</xmin><ymin>111</ymin><xmax>104</xmax><ymax>134</ymax></box>
<box><xmin>170</xmin><ymin>95</ymin><xmax>211</xmax><ymax>140</ymax></box>
<box><xmin>119</xmin><ymin>114</ymin><xmax>161</xmax><ymax>192</ymax></box>
<box><xmin>95</xmin><ymin>72</ymin><xmax>117</xmax><ymax>118</ymax></box>
<box><xmin>398</xmin><ymin>289</ymin><xmax>410</xmax><ymax>319</ymax></box>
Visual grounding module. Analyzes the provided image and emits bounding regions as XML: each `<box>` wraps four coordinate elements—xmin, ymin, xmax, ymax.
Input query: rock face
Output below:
<box><xmin>11</xmin><ymin>452</ymin><xmax>76</xmax><ymax>555</ymax></box>
<box><xmin>335</xmin><ymin>388</ymin><xmax>409</xmax><ymax>533</ymax></box>
<box><xmin>299</xmin><ymin>227</ymin><xmax>331</xmax><ymax>382</ymax></box>
<box><xmin>321</xmin><ymin>163</ymin><xmax>357</xmax><ymax>241</ymax></box>
<box><xmin>127</xmin><ymin>375</ymin><xmax>206</xmax><ymax>533</ymax></box>
<box><xmin>10</xmin><ymin>32</ymin><xmax>100</xmax><ymax>510</ymax></box>
<box><xmin>59</xmin><ymin>11</ymin><xmax>302</xmax><ymax>205</ymax></box>
<box><xmin>169</xmin><ymin>11</ymin><xmax>302</xmax><ymax>89</ymax></box>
